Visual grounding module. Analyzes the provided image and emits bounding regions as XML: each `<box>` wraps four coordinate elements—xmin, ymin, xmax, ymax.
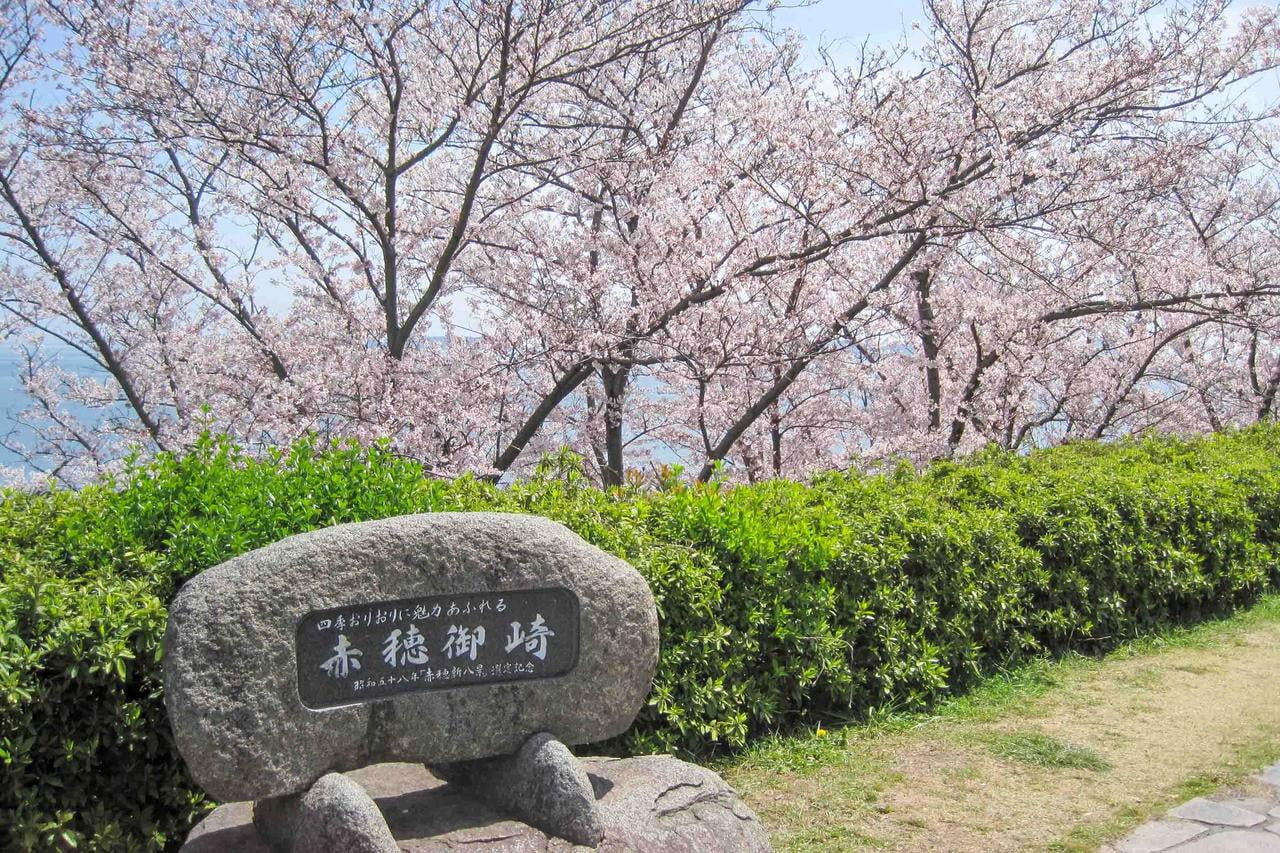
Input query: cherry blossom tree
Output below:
<box><xmin>2</xmin><ymin>0</ymin><xmax>1279</xmax><ymax>486</ymax></box>
<box><xmin>1</xmin><ymin>0</ymin><xmax>769</xmax><ymax>479</ymax></box>
<box><xmin>673</xmin><ymin>0</ymin><xmax>1280</xmax><ymax>478</ymax></box>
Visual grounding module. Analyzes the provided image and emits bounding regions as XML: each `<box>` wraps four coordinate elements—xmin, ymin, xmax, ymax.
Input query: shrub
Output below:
<box><xmin>0</xmin><ymin>557</ymin><xmax>196</xmax><ymax>850</ymax></box>
<box><xmin>1</xmin><ymin>427</ymin><xmax>1278</xmax><ymax>849</ymax></box>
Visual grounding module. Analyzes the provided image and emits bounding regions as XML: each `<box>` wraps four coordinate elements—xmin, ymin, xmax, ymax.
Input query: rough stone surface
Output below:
<box><xmin>1170</xmin><ymin>830</ymin><xmax>1280</xmax><ymax>852</ymax></box>
<box><xmin>164</xmin><ymin>513</ymin><xmax>660</xmax><ymax>802</ymax></box>
<box><xmin>182</xmin><ymin>758</ymin><xmax>771</xmax><ymax>852</ymax></box>
<box><xmin>1116</xmin><ymin>780</ymin><xmax>1280</xmax><ymax>852</ymax></box>
<box><xmin>252</xmin><ymin>772</ymin><xmax>397</xmax><ymax>853</ymax></box>
<box><xmin>1219</xmin><ymin>797</ymin><xmax>1278</xmax><ymax>815</ymax></box>
<box><xmin>1169</xmin><ymin>797</ymin><xmax>1267</xmax><ymax>827</ymax></box>
<box><xmin>432</xmin><ymin>732</ymin><xmax>604</xmax><ymax>846</ymax></box>
<box><xmin>1262</xmin><ymin>764</ymin><xmax>1280</xmax><ymax>788</ymax></box>
<box><xmin>1111</xmin><ymin>818</ymin><xmax>1206</xmax><ymax>852</ymax></box>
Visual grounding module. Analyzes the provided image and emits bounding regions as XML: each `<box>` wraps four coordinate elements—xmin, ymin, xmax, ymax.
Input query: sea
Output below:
<box><xmin>0</xmin><ymin>346</ymin><xmax>106</xmax><ymax>473</ymax></box>
<box><xmin>0</xmin><ymin>348</ymin><xmax>30</xmax><ymax>470</ymax></box>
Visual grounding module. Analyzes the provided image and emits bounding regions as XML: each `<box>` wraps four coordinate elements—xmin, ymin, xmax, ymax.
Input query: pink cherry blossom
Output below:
<box><xmin>1</xmin><ymin>0</ymin><xmax>1277</xmax><ymax>485</ymax></box>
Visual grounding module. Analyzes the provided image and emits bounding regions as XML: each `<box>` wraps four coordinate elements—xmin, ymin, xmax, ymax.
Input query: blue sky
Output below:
<box><xmin>774</xmin><ymin>1</ymin><xmax>920</xmax><ymax>53</ymax></box>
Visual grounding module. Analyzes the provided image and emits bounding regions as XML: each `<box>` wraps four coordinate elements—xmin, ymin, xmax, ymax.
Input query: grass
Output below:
<box><xmin>982</xmin><ymin>732</ymin><xmax>1112</xmax><ymax>772</ymax></box>
<box><xmin>722</xmin><ymin>593</ymin><xmax>1280</xmax><ymax>852</ymax></box>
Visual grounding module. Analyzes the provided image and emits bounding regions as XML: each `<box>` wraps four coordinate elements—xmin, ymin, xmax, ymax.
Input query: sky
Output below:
<box><xmin>773</xmin><ymin>1</ymin><xmax>920</xmax><ymax>55</ymax></box>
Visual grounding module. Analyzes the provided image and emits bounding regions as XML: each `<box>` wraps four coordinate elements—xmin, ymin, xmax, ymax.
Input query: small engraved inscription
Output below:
<box><xmin>295</xmin><ymin>587</ymin><xmax>580</xmax><ymax>709</ymax></box>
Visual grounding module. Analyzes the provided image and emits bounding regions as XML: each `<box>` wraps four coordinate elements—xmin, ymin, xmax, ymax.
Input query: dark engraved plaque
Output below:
<box><xmin>295</xmin><ymin>587</ymin><xmax>580</xmax><ymax>710</ymax></box>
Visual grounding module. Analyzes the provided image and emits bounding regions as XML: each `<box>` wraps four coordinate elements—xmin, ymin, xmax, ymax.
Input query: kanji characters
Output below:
<box><xmin>442</xmin><ymin>624</ymin><xmax>486</xmax><ymax>660</ymax></box>
<box><xmin>320</xmin><ymin>634</ymin><xmax>363</xmax><ymax>678</ymax></box>
<box><xmin>382</xmin><ymin>624</ymin><xmax>429</xmax><ymax>666</ymax></box>
<box><xmin>505</xmin><ymin>614</ymin><xmax>555</xmax><ymax>660</ymax></box>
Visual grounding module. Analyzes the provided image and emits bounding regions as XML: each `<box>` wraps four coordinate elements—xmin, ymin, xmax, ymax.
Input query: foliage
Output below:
<box><xmin>2</xmin><ymin>427</ymin><xmax>1280</xmax><ymax>848</ymax></box>
<box><xmin>982</xmin><ymin>732</ymin><xmax>1112</xmax><ymax>771</ymax></box>
<box><xmin>0</xmin><ymin>558</ymin><xmax>196</xmax><ymax>850</ymax></box>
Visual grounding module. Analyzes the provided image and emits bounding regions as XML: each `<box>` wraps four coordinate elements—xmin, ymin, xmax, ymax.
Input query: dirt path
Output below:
<box><xmin>723</xmin><ymin>602</ymin><xmax>1280</xmax><ymax>852</ymax></box>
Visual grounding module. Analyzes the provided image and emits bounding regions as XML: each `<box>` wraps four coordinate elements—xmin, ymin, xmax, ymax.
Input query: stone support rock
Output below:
<box><xmin>431</xmin><ymin>732</ymin><xmax>604</xmax><ymax>845</ymax></box>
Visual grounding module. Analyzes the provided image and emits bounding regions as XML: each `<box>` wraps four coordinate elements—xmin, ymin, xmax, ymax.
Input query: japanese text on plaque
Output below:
<box><xmin>294</xmin><ymin>587</ymin><xmax>579</xmax><ymax>709</ymax></box>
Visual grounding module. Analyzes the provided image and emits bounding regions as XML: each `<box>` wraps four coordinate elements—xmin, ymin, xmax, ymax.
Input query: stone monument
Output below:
<box><xmin>166</xmin><ymin>512</ymin><xmax>770</xmax><ymax>851</ymax></box>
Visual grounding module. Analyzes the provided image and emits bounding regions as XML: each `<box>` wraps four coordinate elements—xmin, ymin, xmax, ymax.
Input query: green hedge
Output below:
<box><xmin>2</xmin><ymin>428</ymin><xmax>1279</xmax><ymax>850</ymax></box>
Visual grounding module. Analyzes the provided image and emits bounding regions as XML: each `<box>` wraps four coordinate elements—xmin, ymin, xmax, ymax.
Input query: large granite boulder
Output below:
<box><xmin>164</xmin><ymin>513</ymin><xmax>659</xmax><ymax>803</ymax></box>
<box><xmin>182</xmin><ymin>758</ymin><xmax>773</xmax><ymax>852</ymax></box>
